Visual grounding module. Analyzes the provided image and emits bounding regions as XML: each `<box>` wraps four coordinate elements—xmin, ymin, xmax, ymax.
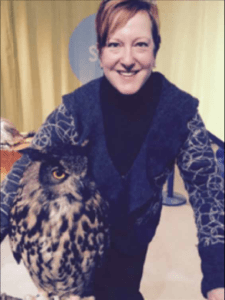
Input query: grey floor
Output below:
<box><xmin>1</xmin><ymin>166</ymin><xmax>206</xmax><ymax>300</ymax></box>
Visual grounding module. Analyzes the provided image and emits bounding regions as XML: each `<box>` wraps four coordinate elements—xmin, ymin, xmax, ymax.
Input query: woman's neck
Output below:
<box><xmin>102</xmin><ymin>73</ymin><xmax>154</xmax><ymax>114</ymax></box>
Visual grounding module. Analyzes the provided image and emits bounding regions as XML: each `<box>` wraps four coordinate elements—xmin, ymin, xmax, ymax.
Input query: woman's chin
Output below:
<box><xmin>115</xmin><ymin>84</ymin><xmax>140</xmax><ymax>95</ymax></box>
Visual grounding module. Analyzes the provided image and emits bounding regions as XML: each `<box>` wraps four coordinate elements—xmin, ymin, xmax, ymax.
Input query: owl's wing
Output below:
<box><xmin>9</xmin><ymin>220</ymin><xmax>23</xmax><ymax>264</ymax></box>
<box><xmin>9</xmin><ymin>197</ymin><xmax>24</xmax><ymax>264</ymax></box>
<box><xmin>12</xmin><ymin>250</ymin><xmax>22</xmax><ymax>264</ymax></box>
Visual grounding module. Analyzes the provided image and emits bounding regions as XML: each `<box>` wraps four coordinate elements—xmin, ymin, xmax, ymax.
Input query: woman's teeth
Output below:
<box><xmin>118</xmin><ymin>71</ymin><xmax>139</xmax><ymax>77</ymax></box>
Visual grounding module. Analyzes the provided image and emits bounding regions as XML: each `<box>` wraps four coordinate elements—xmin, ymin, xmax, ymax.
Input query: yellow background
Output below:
<box><xmin>1</xmin><ymin>0</ymin><xmax>224</xmax><ymax>140</ymax></box>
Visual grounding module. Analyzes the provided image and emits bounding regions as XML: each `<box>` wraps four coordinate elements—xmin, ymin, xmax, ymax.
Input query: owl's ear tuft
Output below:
<box><xmin>18</xmin><ymin>147</ymin><xmax>46</xmax><ymax>161</ymax></box>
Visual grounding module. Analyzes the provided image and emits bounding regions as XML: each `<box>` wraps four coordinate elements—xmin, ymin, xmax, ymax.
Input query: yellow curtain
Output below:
<box><xmin>157</xmin><ymin>0</ymin><xmax>224</xmax><ymax>141</ymax></box>
<box><xmin>1</xmin><ymin>0</ymin><xmax>101</xmax><ymax>132</ymax></box>
<box><xmin>1</xmin><ymin>0</ymin><xmax>224</xmax><ymax>140</ymax></box>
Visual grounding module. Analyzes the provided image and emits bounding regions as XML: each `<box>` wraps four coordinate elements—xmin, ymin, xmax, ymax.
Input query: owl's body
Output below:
<box><xmin>9</xmin><ymin>144</ymin><xmax>109</xmax><ymax>299</ymax></box>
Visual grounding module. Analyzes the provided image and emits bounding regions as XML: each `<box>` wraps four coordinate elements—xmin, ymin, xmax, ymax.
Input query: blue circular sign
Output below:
<box><xmin>69</xmin><ymin>14</ymin><xmax>103</xmax><ymax>84</ymax></box>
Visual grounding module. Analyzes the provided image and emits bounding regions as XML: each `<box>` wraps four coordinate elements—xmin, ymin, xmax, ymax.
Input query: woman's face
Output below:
<box><xmin>100</xmin><ymin>11</ymin><xmax>156</xmax><ymax>95</ymax></box>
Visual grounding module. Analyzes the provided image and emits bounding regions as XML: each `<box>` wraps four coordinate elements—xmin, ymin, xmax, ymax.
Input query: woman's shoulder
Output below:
<box><xmin>154</xmin><ymin>71</ymin><xmax>199</xmax><ymax>103</ymax></box>
<box><xmin>62</xmin><ymin>76</ymin><xmax>104</xmax><ymax>114</ymax></box>
<box><xmin>151</xmin><ymin>72</ymin><xmax>199</xmax><ymax>134</ymax></box>
<box><xmin>64</xmin><ymin>77</ymin><xmax>103</xmax><ymax>101</ymax></box>
<box><xmin>62</xmin><ymin>77</ymin><xmax>103</xmax><ymax>128</ymax></box>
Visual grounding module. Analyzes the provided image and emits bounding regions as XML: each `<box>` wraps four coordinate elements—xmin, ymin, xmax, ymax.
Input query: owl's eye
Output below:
<box><xmin>52</xmin><ymin>168</ymin><xmax>66</xmax><ymax>180</ymax></box>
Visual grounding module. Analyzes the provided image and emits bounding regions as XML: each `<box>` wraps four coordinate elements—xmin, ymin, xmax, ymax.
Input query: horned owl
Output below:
<box><xmin>9</xmin><ymin>142</ymin><xmax>110</xmax><ymax>300</ymax></box>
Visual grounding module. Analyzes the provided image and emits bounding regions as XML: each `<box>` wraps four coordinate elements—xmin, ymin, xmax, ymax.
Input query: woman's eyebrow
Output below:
<box><xmin>133</xmin><ymin>37</ymin><xmax>152</xmax><ymax>42</ymax></box>
<box><xmin>108</xmin><ymin>37</ymin><xmax>151</xmax><ymax>42</ymax></box>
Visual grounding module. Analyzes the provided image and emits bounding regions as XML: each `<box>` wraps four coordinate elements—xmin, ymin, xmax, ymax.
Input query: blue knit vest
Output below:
<box><xmin>63</xmin><ymin>72</ymin><xmax>199</xmax><ymax>254</ymax></box>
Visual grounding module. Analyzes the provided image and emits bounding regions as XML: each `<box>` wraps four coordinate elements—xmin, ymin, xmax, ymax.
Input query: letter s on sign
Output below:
<box><xmin>89</xmin><ymin>45</ymin><xmax>98</xmax><ymax>62</ymax></box>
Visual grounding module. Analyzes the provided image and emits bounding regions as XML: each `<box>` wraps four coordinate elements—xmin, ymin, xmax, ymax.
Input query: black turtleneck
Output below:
<box><xmin>100</xmin><ymin>72</ymin><xmax>162</xmax><ymax>176</ymax></box>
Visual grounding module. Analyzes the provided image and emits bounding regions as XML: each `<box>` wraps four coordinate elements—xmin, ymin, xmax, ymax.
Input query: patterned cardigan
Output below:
<box><xmin>1</xmin><ymin>74</ymin><xmax>224</xmax><ymax>298</ymax></box>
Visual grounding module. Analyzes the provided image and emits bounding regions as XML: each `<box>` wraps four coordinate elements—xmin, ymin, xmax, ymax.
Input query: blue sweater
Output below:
<box><xmin>1</xmin><ymin>73</ymin><xmax>224</xmax><ymax>298</ymax></box>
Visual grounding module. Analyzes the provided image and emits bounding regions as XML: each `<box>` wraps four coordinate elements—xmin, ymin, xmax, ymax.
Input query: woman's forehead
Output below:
<box><xmin>108</xmin><ymin>10</ymin><xmax>152</xmax><ymax>40</ymax></box>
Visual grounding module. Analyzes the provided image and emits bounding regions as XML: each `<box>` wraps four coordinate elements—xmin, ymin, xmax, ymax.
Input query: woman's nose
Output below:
<box><xmin>120</xmin><ymin>46</ymin><xmax>135</xmax><ymax>69</ymax></box>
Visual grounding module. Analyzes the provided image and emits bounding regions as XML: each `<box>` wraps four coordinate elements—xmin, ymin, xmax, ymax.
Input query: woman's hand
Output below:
<box><xmin>208</xmin><ymin>288</ymin><xmax>224</xmax><ymax>300</ymax></box>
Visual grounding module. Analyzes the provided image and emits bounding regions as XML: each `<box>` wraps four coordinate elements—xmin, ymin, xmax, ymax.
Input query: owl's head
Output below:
<box><xmin>19</xmin><ymin>142</ymin><xmax>89</xmax><ymax>187</ymax></box>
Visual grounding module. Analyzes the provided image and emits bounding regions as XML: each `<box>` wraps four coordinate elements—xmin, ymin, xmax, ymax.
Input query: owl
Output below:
<box><xmin>9</xmin><ymin>142</ymin><xmax>110</xmax><ymax>300</ymax></box>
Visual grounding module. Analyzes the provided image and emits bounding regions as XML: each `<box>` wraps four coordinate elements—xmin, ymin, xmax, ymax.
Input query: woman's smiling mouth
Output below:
<box><xmin>117</xmin><ymin>70</ymin><xmax>140</xmax><ymax>77</ymax></box>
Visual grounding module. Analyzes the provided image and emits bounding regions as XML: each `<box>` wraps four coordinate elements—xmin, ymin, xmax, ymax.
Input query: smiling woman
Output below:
<box><xmin>0</xmin><ymin>1</ymin><xmax>224</xmax><ymax>300</ymax></box>
<box><xmin>99</xmin><ymin>11</ymin><xmax>156</xmax><ymax>95</ymax></box>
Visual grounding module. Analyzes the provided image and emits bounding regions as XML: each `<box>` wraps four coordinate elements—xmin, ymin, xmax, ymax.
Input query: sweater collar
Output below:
<box><xmin>100</xmin><ymin>72</ymin><xmax>162</xmax><ymax>116</ymax></box>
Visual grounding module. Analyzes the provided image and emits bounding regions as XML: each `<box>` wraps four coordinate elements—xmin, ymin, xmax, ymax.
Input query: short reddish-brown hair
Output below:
<box><xmin>95</xmin><ymin>0</ymin><xmax>161</xmax><ymax>57</ymax></box>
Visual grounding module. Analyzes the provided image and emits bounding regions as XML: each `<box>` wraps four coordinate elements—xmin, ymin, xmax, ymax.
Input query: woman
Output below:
<box><xmin>1</xmin><ymin>1</ymin><xmax>224</xmax><ymax>299</ymax></box>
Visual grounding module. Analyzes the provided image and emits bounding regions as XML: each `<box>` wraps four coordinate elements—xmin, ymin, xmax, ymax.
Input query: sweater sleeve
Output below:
<box><xmin>0</xmin><ymin>103</ymin><xmax>77</xmax><ymax>243</ymax></box>
<box><xmin>176</xmin><ymin>112</ymin><xmax>224</xmax><ymax>298</ymax></box>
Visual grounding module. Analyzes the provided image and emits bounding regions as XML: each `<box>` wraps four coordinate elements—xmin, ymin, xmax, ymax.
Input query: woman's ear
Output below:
<box><xmin>153</xmin><ymin>58</ymin><xmax>156</xmax><ymax>68</ymax></box>
<box><xmin>97</xmin><ymin>45</ymin><xmax>103</xmax><ymax>69</ymax></box>
<box><xmin>96</xmin><ymin>43</ymin><xmax>100</xmax><ymax>56</ymax></box>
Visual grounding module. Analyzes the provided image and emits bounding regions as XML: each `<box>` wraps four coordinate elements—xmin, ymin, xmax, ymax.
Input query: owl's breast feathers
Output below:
<box><xmin>9</xmin><ymin>161</ymin><xmax>109</xmax><ymax>297</ymax></box>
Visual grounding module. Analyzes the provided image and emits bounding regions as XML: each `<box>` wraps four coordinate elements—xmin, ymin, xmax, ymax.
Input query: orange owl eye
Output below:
<box><xmin>52</xmin><ymin>169</ymin><xmax>66</xmax><ymax>180</ymax></box>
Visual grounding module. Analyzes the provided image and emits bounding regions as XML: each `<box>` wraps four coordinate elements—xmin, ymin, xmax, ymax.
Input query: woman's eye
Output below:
<box><xmin>107</xmin><ymin>42</ymin><xmax>120</xmax><ymax>48</ymax></box>
<box><xmin>136</xmin><ymin>42</ymin><xmax>148</xmax><ymax>47</ymax></box>
<box><xmin>52</xmin><ymin>169</ymin><xmax>66</xmax><ymax>180</ymax></box>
